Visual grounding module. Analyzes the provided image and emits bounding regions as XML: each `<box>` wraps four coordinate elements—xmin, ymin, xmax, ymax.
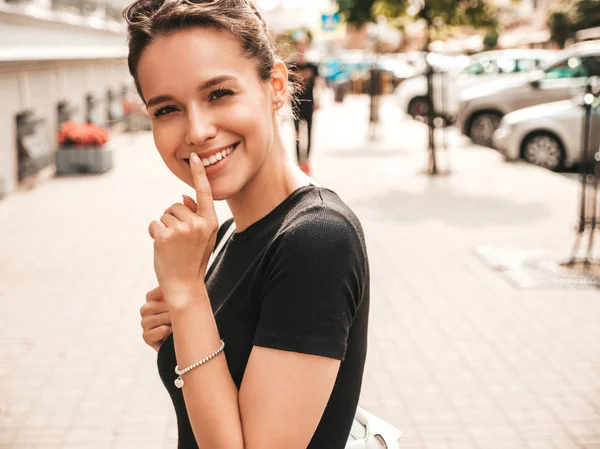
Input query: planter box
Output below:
<box><xmin>55</xmin><ymin>145</ymin><xmax>113</xmax><ymax>175</ymax></box>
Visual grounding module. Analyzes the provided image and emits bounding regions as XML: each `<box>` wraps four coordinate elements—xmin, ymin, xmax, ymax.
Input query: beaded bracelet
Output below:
<box><xmin>174</xmin><ymin>340</ymin><xmax>225</xmax><ymax>389</ymax></box>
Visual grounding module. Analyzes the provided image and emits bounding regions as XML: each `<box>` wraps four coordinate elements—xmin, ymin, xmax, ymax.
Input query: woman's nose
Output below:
<box><xmin>185</xmin><ymin>105</ymin><xmax>217</xmax><ymax>146</ymax></box>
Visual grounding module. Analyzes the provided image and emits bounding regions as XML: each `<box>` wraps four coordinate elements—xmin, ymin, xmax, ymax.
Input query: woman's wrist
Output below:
<box><xmin>165</xmin><ymin>283</ymin><xmax>209</xmax><ymax>312</ymax></box>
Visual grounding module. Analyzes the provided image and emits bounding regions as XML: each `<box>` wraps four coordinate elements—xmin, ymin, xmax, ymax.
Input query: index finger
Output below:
<box><xmin>190</xmin><ymin>152</ymin><xmax>216</xmax><ymax>219</ymax></box>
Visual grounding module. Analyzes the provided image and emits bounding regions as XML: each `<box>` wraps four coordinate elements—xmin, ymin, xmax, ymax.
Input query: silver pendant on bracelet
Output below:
<box><xmin>174</xmin><ymin>340</ymin><xmax>226</xmax><ymax>389</ymax></box>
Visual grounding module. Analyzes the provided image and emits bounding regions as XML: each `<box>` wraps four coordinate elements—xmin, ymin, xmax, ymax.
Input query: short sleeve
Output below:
<box><xmin>253</xmin><ymin>208</ymin><xmax>367</xmax><ymax>361</ymax></box>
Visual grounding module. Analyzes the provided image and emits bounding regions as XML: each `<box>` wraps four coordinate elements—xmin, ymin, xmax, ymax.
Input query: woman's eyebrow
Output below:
<box><xmin>146</xmin><ymin>75</ymin><xmax>238</xmax><ymax>107</ymax></box>
<box><xmin>147</xmin><ymin>95</ymin><xmax>173</xmax><ymax>107</ymax></box>
<box><xmin>198</xmin><ymin>75</ymin><xmax>237</xmax><ymax>91</ymax></box>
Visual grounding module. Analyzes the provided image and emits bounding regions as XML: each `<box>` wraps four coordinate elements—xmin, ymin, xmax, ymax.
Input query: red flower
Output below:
<box><xmin>58</xmin><ymin>121</ymin><xmax>109</xmax><ymax>148</ymax></box>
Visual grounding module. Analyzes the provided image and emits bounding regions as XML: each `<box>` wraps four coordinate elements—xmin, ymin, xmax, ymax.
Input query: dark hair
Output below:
<box><xmin>126</xmin><ymin>0</ymin><xmax>298</xmax><ymax>105</ymax></box>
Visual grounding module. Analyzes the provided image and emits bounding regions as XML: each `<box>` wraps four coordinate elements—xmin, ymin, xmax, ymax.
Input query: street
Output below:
<box><xmin>1</xmin><ymin>95</ymin><xmax>599</xmax><ymax>449</ymax></box>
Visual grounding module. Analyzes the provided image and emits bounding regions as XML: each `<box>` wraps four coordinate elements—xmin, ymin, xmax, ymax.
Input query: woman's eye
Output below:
<box><xmin>153</xmin><ymin>105</ymin><xmax>178</xmax><ymax>118</ymax></box>
<box><xmin>209</xmin><ymin>88</ymin><xmax>234</xmax><ymax>102</ymax></box>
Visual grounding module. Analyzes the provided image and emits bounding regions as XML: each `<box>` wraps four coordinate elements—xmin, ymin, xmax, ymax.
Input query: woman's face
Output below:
<box><xmin>136</xmin><ymin>28</ymin><xmax>280</xmax><ymax>200</ymax></box>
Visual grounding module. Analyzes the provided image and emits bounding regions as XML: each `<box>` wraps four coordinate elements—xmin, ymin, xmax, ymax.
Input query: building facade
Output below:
<box><xmin>0</xmin><ymin>0</ymin><xmax>130</xmax><ymax>196</ymax></box>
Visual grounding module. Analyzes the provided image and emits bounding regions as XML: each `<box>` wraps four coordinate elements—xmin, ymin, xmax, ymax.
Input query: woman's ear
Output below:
<box><xmin>270</xmin><ymin>59</ymin><xmax>289</xmax><ymax>111</ymax></box>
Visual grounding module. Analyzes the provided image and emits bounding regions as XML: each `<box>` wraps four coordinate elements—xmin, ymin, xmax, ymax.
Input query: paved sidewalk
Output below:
<box><xmin>1</xmin><ymin>95</ymin><xmax>599</xmax><ymax>449</ymax></box>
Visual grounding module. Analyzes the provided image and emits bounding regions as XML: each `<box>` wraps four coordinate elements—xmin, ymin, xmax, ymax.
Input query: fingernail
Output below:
<box><xmin>182</xmin><ymin>194</ymin><xmax>193</xmax><ymax>203</ymax></box>
<box><xmin>190</xmin><ymin>152</ymin><xmax>201</xmax><ymax>166</ymax></box>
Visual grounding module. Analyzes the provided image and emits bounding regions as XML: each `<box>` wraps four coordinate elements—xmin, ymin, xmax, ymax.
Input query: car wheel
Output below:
<box><xmin>522</xmin><ymin>132</ymin><xmax>565</xmax><ymax>171</ymax></box>
<box><xmin>407</xmin><ymin>96</ymin><xmax>431</xmax><ymax>120</ymax></box>
<box><xmin>468</xmin><ymin>112</ymin><xmax>502</xmax><ymax>147</ymax></box>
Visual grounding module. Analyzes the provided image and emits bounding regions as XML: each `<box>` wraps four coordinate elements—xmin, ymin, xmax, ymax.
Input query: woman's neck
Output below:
<box><xmin>225</xmin><ymin>138</ymin><xmax>310</xmax><ymax>232</ymax></box>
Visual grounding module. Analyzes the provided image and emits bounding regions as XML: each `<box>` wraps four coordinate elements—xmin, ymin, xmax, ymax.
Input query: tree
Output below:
<box><xmin>336</xmin><ymin>0</ymin><xmax>498</xmax><ymax>33</ymax></box>
<box><xmin>336</xmin><ymin>0</ymin><xmax>409</xmax><ymax>27</ymax></box>
<box><xmin>573</xmin><ymin>0</ymin><xmax>600</xmax><ymax>31</ymax></box>
<box><xmin>336</xmin><ymin>0</ymin><xmax>378</xmax><ymax>27</ymax></box>
<box><xmin>546</xmin><ymin>0</ymin><xmax>600</xmax><ymax>49</ymax></box>
<box><xmin>483</xmin><ymin>29</ymin><xmax>499</xmax><ymax>50</ymax></box>
<box><xmin>548</xmin><ymin>11</ymin><xmax>572</xmax><ymax>49</ymax></box>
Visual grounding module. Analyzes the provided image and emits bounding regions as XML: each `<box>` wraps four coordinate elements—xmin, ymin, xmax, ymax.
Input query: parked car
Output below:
<box><xmin>395</xmin><ymin>51</ymin><xmax>429</xmax><ymax>74</ymax></box>
<box><xmin>457</xmin><ymin>41</ymin><xmax>600</xmax><ymax>147</ymax></box>
<box><xmin>378</xmin><ymin>54</ymin><xmax>420</xmax><ymax>88</ymax></box>
<box><xmin>394</xmin><ymin>49</ymin><xmax>557</xmax><ymax>120</ymax></box>
<box><xmin>492</xmin><ymin>98</ymin><xmax>589</xmax><ymax>171</ymax></box>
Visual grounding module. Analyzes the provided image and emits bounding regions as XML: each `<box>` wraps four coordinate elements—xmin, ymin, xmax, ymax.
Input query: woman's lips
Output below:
<box><xmin>183</xmin><ymin>142</ymin><xmax>240</xmax><ymax>174</ymax></box>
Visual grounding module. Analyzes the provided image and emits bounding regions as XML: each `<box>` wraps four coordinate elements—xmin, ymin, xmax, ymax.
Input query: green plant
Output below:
<box><xmin>483</xmin><ymin>28</ymin><xmax>499</xmax><ymax>50</ymax></box>
<box><xmin>573</xmin><ymin>0</ymin><xmax>600</xmax><ymax>31</ymax></box>
<box><xmin>337</xmin><ymin>0</ymin><xmax>499</xmax><ymax>30</ymax></box>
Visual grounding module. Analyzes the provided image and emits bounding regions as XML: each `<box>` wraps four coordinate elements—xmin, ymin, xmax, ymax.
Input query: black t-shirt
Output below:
<box><xmin>290</xmin><ymin>61</ymin><xmax>320</xmax><ymax>103</ymax></box>
<box><xmin>157</xmin><ymin>185</ymin><xmax>370</xmax><ymax>449</ymax></box>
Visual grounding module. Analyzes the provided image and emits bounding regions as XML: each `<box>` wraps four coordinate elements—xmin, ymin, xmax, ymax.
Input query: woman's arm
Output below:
<box><xmin>169</xmin><ymin>289</ymin><xmax>244</xmax><ymax>449</ymax></box>
<box><xmin>169</xmin><ymin>287</ymin><xmax>340</xmax><ymax>449</ymax></box>
<box><xmin>240</xmin><ymin>346</ymin><xmax>340</xmax><ymax>449</ymax></box>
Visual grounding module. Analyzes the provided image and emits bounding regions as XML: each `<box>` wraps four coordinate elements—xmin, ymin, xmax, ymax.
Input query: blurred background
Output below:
<box><xmin>2</xmin><ymin>0</ymin><xmax>600</xmax><ymax>193</ymax></box>
<box><xmin>2</xmin><ymin>0</ymin><xmax>600</xmax><ymax>448</ymax></box>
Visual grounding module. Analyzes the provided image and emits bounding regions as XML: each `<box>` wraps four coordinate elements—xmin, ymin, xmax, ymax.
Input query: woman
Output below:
<box><xmin>129</xmin><ymin>1</ymin><xmax>370</xmax><ymax>448</ymax></box>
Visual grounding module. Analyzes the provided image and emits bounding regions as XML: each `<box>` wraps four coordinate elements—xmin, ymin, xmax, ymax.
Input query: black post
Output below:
<box><xmin>585</xmin><ymin>94</ymin><xmax>600</xmax><ymax>265</ymax></box>
<box><xmin>568</xmin><ymin>81</ymin><xmax>597</xmax><ymax>265</ymax></box>
<box><xmin>425</xmin><ymin>3</ymin><xmax>437</xmax><ymax>175</ymax></box>
<box><xmin>440</xmin><ymin>67</ymin><xmax>450</xmax><ymax>171</ymax></box>
<box><xmin>369</xmin><ymin>59</ymin><xmax>381</xmax><ymax>141</ymax></box>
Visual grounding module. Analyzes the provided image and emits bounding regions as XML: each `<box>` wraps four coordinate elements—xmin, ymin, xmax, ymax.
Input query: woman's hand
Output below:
<box><xmin>148</xmin><ymin>153</ymin><xmax>218</xmax><ymax>305</ymax></box>
<box><xmin>140</xmin><ymin>285</ymin><xmax>171</xmax><ymax>352</ymax></box>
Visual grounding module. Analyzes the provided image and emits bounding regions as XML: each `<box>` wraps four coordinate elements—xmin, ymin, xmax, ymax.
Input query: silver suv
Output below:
<box><xmin>456</xmin><ymin>41</ymin><xmax>600</xmax><ymax>146</ymax></box>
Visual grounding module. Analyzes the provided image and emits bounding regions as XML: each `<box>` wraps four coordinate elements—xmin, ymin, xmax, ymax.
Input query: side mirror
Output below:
<box><xmin>529</xmin><ymin>71</ymin><xmax>543</xmax><ymax>89</ymax></box>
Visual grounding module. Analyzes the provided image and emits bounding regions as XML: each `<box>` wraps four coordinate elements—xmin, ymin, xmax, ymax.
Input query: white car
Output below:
<box><xmin>492</xmin><ymin>99</ymin><xmax>586</xmax><ymax>171</ymax></box>
<box><xmin>457</xmin><ymin>41</ymin><xmax>600</xmax><ymax>147</ymax></box>
<box><xmin>395</xmin><ymin>49</ymin><xmax>558</xmax><ymax>120</ymax></box>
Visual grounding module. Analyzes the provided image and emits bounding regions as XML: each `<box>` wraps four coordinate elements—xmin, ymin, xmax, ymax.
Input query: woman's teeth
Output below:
<box><xmin>202</xmin><ymin>145</ymin><xmax>236</xmax><ymax>168</ymax></box>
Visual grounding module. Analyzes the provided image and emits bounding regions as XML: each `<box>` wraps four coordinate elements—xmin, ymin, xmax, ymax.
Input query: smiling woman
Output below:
<box><xmin>126</xmin><ymin>1</ymin><xmax>371</xmax><ymax>449</ymax></box>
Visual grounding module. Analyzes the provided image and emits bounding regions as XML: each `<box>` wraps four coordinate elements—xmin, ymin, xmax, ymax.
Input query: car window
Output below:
<box><xmin>544</xmin><ymin>57</ymin><xmax>589</xmax><ymax>79</ymax></box>
<box><xmin>496</xmin><ymin>57</ymin><xmax>540</xmax><ymax>73</ymax></box>
<box><xmin>516</xmin><ymin>59</ymin><xmax>536</xmax><ymax>72</ymax></box>
<box><xmin>463</xmin><ymin>59</ymin><xmax>495</xmax><ymax>75</ymax></box>
<box><xmin>497</xmin><ymin>58</ymin><xmax>518</xmax><ymax>73</ymax></box>
<box><xmin>583</xmin><ymin>56</ymin><xmax>600</xmax><ymax>76</ymax></box>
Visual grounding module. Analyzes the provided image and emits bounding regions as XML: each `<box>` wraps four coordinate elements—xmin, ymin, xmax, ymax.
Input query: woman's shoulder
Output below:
<box><xmin>279</xmin><ymin>186</ymin><xmax>366</xmax><ymax>248</ymax></box>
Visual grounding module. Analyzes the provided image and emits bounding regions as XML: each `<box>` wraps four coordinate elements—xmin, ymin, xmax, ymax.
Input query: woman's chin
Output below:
<box><xmin>210</xmin><ymin>183</ymin><xmax>238</xmax><ymax>201</ymax></box>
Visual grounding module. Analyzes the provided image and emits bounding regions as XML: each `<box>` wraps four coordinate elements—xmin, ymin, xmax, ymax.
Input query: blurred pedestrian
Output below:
<box><xmin>123</xmin><ymin>1</ymin><xmax>370</xmax><ymax>448</ymax></box>
<box><xmin>289</xmin><ymin>32</ymin><xmax>324</xmax><ymax>175</ymax></box>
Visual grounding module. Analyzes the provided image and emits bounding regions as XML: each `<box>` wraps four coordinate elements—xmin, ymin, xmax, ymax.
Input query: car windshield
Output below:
<box><xmin>543</xmin><ymin>56</ymin><xmax>589</xmax><ymax>79</ymax></box>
